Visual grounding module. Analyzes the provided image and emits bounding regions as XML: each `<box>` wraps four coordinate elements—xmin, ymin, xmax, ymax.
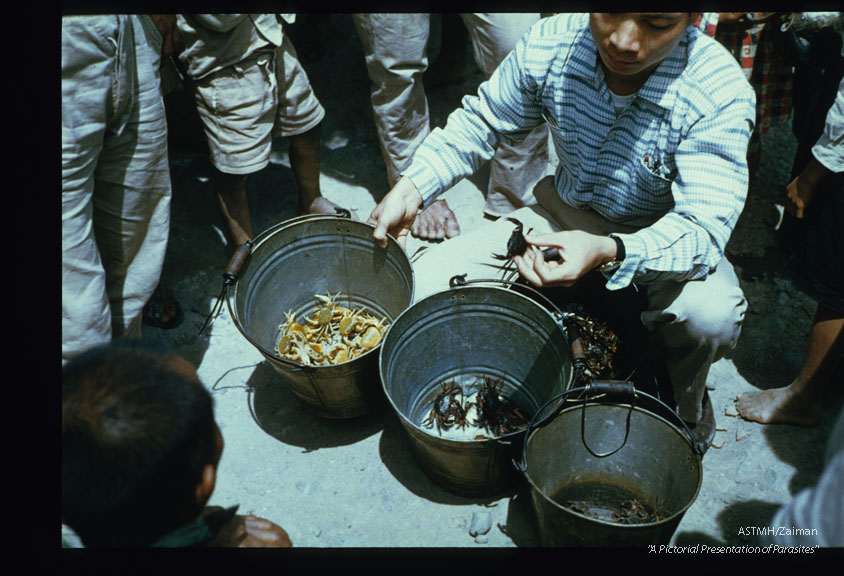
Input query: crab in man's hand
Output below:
<box><xmin>491</xmin><ymin>217</ymin><xmax>561</xmax><ymax>281</ymax></box>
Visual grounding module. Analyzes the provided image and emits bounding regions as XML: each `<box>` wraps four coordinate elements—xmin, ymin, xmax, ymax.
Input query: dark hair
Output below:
<box><xmin>62</xmin><ymin>340</ymin><xmax>217</xmax><ymax>547</ymax></box>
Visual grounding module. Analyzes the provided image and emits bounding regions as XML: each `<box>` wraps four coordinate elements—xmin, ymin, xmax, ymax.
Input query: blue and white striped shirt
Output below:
<box><xmin>405</xmin><ymin>13</ymin><xmax>756</xmax><ymax>289</ymax></box>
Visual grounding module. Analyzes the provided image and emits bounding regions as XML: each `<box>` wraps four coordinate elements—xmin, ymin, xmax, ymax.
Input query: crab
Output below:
<box><xmin>492</xmin><ymin>217</ymin><xmax>530</xmax><ymax>262</ymax></box>
<box><xmin>307</xmin><ymin>292</ymin><xmax>342</xmax><ymax>341</ymax></box>
<box><xmin>422</xmin><ymin>380</ymin><xmax>468</xmax><ymax>433</ymax></box>
<box><xmin>275</xmin><ymin>293</ymin><xmax>391</xmax><ymax>366</ymax></box>
<box><xmin>564</xmin><ymin>312</ymin><xmax>619</xmax><ymax>386</ymax></box>
<box><xmin>469</xmin><ymin>377</ymin><xmax>528</xmax><ymax>437</ymax></box>
<box><xmin>611</xmin><ymin>499</ymin><xmax>666</xmax><ymax>525</ymax></box>
<box><xmin>277</xmin><ymin>311</ymin><xmax>308</xmax><ymax>357</ymax></box>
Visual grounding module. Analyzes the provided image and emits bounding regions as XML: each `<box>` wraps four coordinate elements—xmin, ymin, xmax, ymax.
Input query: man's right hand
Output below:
<box><xmin>368</xmin><ymin>177</ymin><xmax>425</xmax><ymax>249</ymax></box>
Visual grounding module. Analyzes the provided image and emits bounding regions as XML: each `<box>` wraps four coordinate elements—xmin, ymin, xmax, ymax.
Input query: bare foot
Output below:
<box><xmin>411</xmin><ymin>199</ymin><xmax>461</xmax><ymax>241</ymax></box>
<box><xmin>735</xmin><ymin>385</ymin><xmax>823</xmax><ymax>427</ymax></box>
<box><xmin>303</xmin><ymin>195</ymin><xmax>342</xmax><ymax>215</ymax></box>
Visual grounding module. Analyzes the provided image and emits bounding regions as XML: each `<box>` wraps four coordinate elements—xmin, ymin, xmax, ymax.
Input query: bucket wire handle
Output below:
<box><xmin>635</xmin><ymin>391</ymin><xmax>708</xmax><ymax>457</ymax></box>
<box><xmin>578</xmin><ymin>381</ymin><xmax>636</xmax><ymax>458</ymax></box>
<box><xmin>515</xmin><ymin>385</ymin><xmax>590</xmax><ymax>473</ymax></box>
<box><xmin>515</xmin><ymin>382</ymin><xmax>705</xmax><ymax>474</ymax></box>
<box><xmin>448</xmin><ymin>275</ymin><xmax>567</xmax><ymax>323</ymax></box>
<box><xmin>198</xmin><ymin>240</ymin><xmax>254</xmax><ymax>335</ymax></box>
<box><xmin>269</xmin><ymin>207</ymin><xmax>353</xmax><ymax>230</ymax></box>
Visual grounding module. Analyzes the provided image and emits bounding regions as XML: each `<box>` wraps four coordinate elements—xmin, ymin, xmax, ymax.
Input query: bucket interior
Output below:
<box><xmin>229</xmin><ymin>217</ymin><xmax>414</xmax><ymax>360</ymax></box>
<box><xmin>379</xmin><ymin>285</ymin><xmax>573</xmax><ymax>495</ymax></box>
<box><xmin>525</xmin><ymin>402</ymin><xmax>702</xmax><ymax>545</ymax></box>
<box><xmin>381</xmin><ymin>286</ymin><xmax>573</xmax><ymax>436</ymax></box>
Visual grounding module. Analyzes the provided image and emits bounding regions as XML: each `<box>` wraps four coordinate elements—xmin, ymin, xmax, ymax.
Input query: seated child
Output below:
<box><xmin>62</xmin><ymin>340</ymin><xmax>292</xmax><ymax>547</ymax></box>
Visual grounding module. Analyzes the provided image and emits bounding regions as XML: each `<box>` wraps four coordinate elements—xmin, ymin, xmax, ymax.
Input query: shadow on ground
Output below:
<box><xmin>247</xmin><ymin>361</ymin><xmax>385</xmax><ymax>451</ymax></box>
<box><xmin>762</xmin><ymin>390</ymin><xmax>844</xmax><ymax>495</ymax></box>
<box><xmin>376</xmin><ymin>409</ymin><xmax>521</xmax><ymax>507</ymax></box>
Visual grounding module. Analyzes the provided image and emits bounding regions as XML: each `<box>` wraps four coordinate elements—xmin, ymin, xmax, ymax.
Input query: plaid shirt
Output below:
<box><xmin>696</xmin><ymin>13</ymin><xmax>793</xmax><ymax>136</ymax></box>
<box><xmin>405</xmin><ymin>14</ymin><xmax>756</xmax><ymax>289</ymax></box>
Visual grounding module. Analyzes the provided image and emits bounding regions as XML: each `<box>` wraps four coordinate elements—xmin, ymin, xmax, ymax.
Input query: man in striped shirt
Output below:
<box><xmin>369</xmin><ymin>13</ymin><xmax>757</xmax><ymax>447</ymax></box>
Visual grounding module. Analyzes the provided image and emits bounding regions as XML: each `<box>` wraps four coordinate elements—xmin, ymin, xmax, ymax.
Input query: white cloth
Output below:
<box><xmin>352</xmin><ymin>13</ymin><xmax>550</xmax><ymax>215</ymax></box>
<box><xmin>62</xmin><ymin>15</ymin><xmax>172</xmax><ymax>360</ymax></box>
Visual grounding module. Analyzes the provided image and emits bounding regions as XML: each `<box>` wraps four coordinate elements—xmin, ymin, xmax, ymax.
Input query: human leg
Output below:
<box><xmin>213</xmin><ymin>171</ymin><xmax>252</xmax><ymax>245</ymax></box>
<box><xmin>289</xmin><ymin>125</ymin><xmax>335</xmax><ymax>214</ymax></box>
<box><xmin>737</xmin><ymin>171</ymin><xmax>844</xmax><ymax>426</ymax></box>
<box><xmin>272</xmin><ymin>34</ymin><xmax>336</xmax><ymax>215</ymax></box>
<box><xmin>352</xmin><ymin>13</ymin><xmax>431</xmax><ymax>187</ymax></box>
<box><xmin>461</xmin><ymin>13</ymin><xmax>549</xmax><ymax>216</ymax></box>
<box><xmin>424</xmin><ymin>13</ymin><xmax>469</xmax><ymax>89</ymax></box>
<box><xmin>94</xmin><ymin>15</ymin><xmax>172</xmax><ymax>339</ymax></box>
<box><xmin>191</xmin><ymin>50</ymin><xmax>277</xmax><ymax>244</ymax></box>
<box><xmin>352</xmin><ymin>14</ymin><xmax>463</xmax><ymax>238</ymax></box>
<box><xmin>62</xmin><ymin>15</ymin><xmax>126</xmax><ymax>359</ymax></box>
<box><xmin>642</xmin><ymin>260</ymin><xmax>747</xmax><ymax>424</ymax></box>
<box><xmin>736</xmin><ymin>305</ymin><xmax>842</xmax><ymax>426</ymax></box>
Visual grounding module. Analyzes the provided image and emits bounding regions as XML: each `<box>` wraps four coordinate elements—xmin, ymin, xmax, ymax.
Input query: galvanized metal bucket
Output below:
<box><xmin>517</xmin><ymin>383</ymin><xmax>703</xmax><ymax>546</ymax></box>
<box><xmin>226</xmin><ymin>214</ymin><xmax>414</xmax><ymax>418</ymax></box>
<box><xmin>379</xmin><ymin>278</ymin><xmax>573</xmax><ymax>497</ymax></box>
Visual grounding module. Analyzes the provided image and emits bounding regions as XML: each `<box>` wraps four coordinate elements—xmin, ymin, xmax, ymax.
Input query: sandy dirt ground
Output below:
<box><xmin>138</xmin><ymin>15</ymin><xmax>842</xmax><ymax>549</ymax></box>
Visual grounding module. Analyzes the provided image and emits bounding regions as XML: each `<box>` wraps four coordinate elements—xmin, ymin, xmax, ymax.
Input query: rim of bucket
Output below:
<box><xmin>522</xmin><ymin>401</ymin><xmax>703</xmax><ymax>528</ymax></box>
<box><xmin>379</xmin><ymin>283</ymin><xmax>573</xmax><ymax>444</ymax></box>
<box><xmin>225</xmin><ymin>215</ymin><xmax>413</xmax><ymax>368</ymax></box>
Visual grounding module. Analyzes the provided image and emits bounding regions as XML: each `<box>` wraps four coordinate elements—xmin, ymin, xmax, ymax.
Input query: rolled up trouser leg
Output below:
<box><xmin>352</xmin><ymin>13</ymin><xmax>431</xmax><ymax>187</ymax></box>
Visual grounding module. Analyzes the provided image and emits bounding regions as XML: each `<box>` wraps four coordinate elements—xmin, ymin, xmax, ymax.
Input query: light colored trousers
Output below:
<box><xmin>62</xmin><ymin>15</ymin><xmax>172</xmax><ymax>360</ymax></box>
<box><xmin>411</xmin><ymin>176</ymin><xmax>747</xmax><ymax>422</ymax></box>
<box><xmin>352</xmin><ymin>13</ymin><xmax>549</xmax><ymax>216</ymax></box>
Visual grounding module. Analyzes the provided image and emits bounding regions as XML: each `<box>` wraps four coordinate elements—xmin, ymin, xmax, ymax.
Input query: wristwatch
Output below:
<box><xmin>598</xmin><ymin>236</ymin><xmax>625</xmax><ymax>273</ymax></box>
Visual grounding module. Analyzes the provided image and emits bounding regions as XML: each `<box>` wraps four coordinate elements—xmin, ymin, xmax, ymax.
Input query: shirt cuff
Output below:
<box><xmin>403</xmin><ymin>156</ymin><xmax>448</xmax><ymax>209</ymax></box>
<box><xmin>812</xmin><ymin>138</ymin><xmax>844</xmax><ymax>174</ymax></box>
<box><xmin>602</xmin><ymin>233</ymin><xmax>646</xmax><ymax>290</ymax></box>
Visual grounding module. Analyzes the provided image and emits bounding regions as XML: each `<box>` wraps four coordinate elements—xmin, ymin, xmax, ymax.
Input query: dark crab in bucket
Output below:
<box><xmin>420</xmin><ymin>376</ymin><xmax>530</xmax><ymax>440</ymax></box>
<box><xmin>469</xmin><ymin>377</ymin><xmax>529</xmax><ymax>437</ymax></box>
<box><xmin>563</xmin><ymin>495</ymin><xmax>670</xmax><ymax>526</ymax></box>
<box><xmin>563</xmin><ymin>308</ymin><xmax>621</xmax><ymax>387</ymax></box>
<box><xmin>421</xmin><ymin>379</ymin><xmax>468</xmax><ymax>434</ymax></box>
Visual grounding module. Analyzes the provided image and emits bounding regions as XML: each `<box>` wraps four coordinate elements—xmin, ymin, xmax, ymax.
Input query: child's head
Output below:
<box><xmin>62</xmin><ymin>340</ymin><xmax>222</xmax><ymax>547</ymax></box>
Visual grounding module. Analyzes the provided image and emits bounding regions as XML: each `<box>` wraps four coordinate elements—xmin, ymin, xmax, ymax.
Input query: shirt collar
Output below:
<box><xmin>569</xmin><ymin>25</ymin><xmax>690</xmax><ymax>112</ymax></box>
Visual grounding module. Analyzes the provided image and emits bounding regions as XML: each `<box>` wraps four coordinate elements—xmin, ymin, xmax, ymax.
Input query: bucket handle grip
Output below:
<box><xmin>200</xmin><ymin>208</ymin><xmax>351</xmax><ymax>336</ymax></box>
<box><xmin>198</xmin><ymin>240</ymin><xmax>254</xmax><ymax>335</ymax></box>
